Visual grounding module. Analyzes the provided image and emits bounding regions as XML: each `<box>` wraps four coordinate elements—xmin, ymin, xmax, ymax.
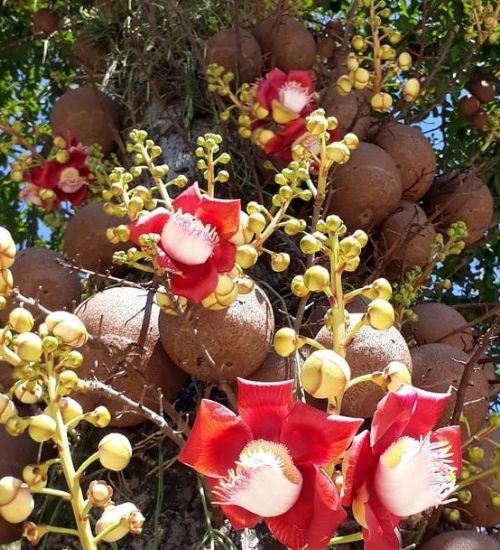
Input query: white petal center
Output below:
<box><xmin>213</xmin><ymin>440</ymin><xmax>303</xmax><ymax>517</ymax></box>
<box><xmin>374</xmin><ymin>435</ymin><xmax>457</xmax><ymax>517</ymax></box>
<box><xmin>160</xmin><ymin>212</ymin><xmax>218</xmax><ymax>265</ymax></box>
<box><xmin>278</xmin><ymin>82</ymin><xmax>311</xmax><ymax>114</ymax></box>
<box><xmin>59</xmin><ymin>167</ymin><xmax>88</xmax><ymax>193</ymax></box>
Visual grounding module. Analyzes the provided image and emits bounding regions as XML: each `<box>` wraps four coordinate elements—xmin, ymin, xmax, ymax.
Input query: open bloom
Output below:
<box><xmin>179</xmin><ymin>379</ymin><xmax>362</xmax><ymax>550</ymax></box>
<box><xmin>342</xmin><ymin>385</ymin><xmax>461</xmax><ymax>550</ymax></box>
<box><xmin>129</xmin><ymin>183</ymin><xmax>240</xmax><ymax>302</ymax></box>
<box><xmin>22</xmin><ymin>134</ymin><xmax>90</xmax><ymax>208</ymax></box>
<box><xmin>255</xmin><ymin>69</ymin><xmax>314</xmax><ymax>124</ymax></box>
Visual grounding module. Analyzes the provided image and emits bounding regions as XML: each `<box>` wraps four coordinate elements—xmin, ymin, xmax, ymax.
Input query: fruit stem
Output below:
<box><xmin>370</xmin><ymin>0</ymin><xmax>383</xmax><ymax>94</ymax></box>
<box><xmin>138</xmin><ymin>143</ymin><xmax>172</xmax><ymax>209</ymax></box>
<box><xmin>329</xmin><ymin>531</ymin><xmax>364</xmax><ymax>545</ymax></box>
<box><xmin>454</xmin><ymin>465</ymin><xmax>500</xmax><ymax>492</ymax></box>
<box><xmin>74</xmin><ymin>452</ymin><xmax>100</xmax><ymax>480</ymax></box>
<box><xmin>329</xmin><ymin>232</ymin><xmax>346</xmax><ymax>357</ymax></box>
<box><xmin>346</xmin><ymin>373</ymin><xmax>375</xmax><ymax>390</ymax></box>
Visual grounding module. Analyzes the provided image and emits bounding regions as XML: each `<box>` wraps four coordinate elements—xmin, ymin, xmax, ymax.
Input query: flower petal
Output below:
<box><xmin>172</xmin><ymin>182</ymin><xmax>203</xmax><ymax>214</ymax></box>
<box><xmin>56</xmin><ymin>185</ymin><xmax>88</xmax><ymax>206</ymax></box>
<box><xmin>256</xmin><ymin>68</ymin><xmax>287</xmax><ymax>109</ymax></box>
<box><xmin>370</xmin><ymin>385</ymin><xmax>418</xmax><ymax>455</ymax></box>
<box><xmin>178</xmin><ymin>399</ymin><xmax>252</xmax><ymax>477</ymax></box>
<box><xmin>236</xmin><ymin>379</ymin><xmax>294</xmax><ymax>442</ymax></box>
<box><xmin>212</xmin><ymin>240</ymin><xmax>236</xmax><ymax>273</ymax></box>
<box><xmin>403</xmin><ymin>388</ymin><xmax>451</xmax><ymax>439</ymax></box>
<box><xmin>341</xmin><ymin>430</ymin><xmax>376</xmax><ymax>506</ymax></box>
<box><xmin>195</xmin><ymin>197</ymin><xmax>241</xmax><ymax>240</ymax></box>
<box><xmin>287</xmin><ymin>70</ymin><xmax>314</xmax><ymax>94</ymax></box>
<box><xmin>362</xmin><ymin>486</ymin><xmax>401</xmax><ymax>550</ymax></box>
<box><xmin>264</xmin><ymin>118</ymin><xmax>307</xmax><ymax>163</ymax></box>
<box><xmin>129</xmin><ymin>208</ymin><xmax>170</xmax><ymax>244</ymax></box>
<box><xmin>266</xmin><ymin>465</ymin><xmax>345</xmax><ymax>550</ymax></box>
<box><xmin>281</xmin><ymin>402</ymin><xmax>362</xmax><ymax>466</ymax></box>
<box><xmin>431</xmin><ymin>426</ymin><xmax>462</xmax><ymax>475</ymax></box>
<box><xmin>170</xmin><ymin>259</ymin><xmax>219</xmax><ymax>303</ymax></box>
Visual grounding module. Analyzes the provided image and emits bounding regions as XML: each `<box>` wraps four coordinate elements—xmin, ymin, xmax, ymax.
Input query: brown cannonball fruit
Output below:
<box><xmin>33</xmin><ymin>9</ymin><xmax>60</xmax><ymax>37</ymax></box>
<box><xmin>249</xmin><ymin>351</ymin><xmax>289</xmax><ymax>383</ymax></box>
<box><xmin>462</xmin><ymin>429</ymin><xmax>500</xmax><ymax>527</ymax></box>
<box><xmin>458</xmin><ymin>95</ymin><xmax>481</xmax><ymax>117</ymax></box>
<box><xmin>254</xmin><ymin>15</ymin><xmax>316</xmax><ymax>71</ymax></box>
<box><xmin>374</xmin><ymin>123</ymin><xmax>436</xmax><ymax>201</ymax></box>
<box><xmin>159</xmin><ymin>286</ymin><xmax>275</xmax><ymax>382</ymax></box>
<box><xmin>0</xmin><ymin>363</ymin><xmax>11</xmax><ymax>392</ymax></box>
<box><xmin>328</xmin><ymin>142</ymin><xmax>402</xmax><ymax>231</ymax></box>
<box><xmin>410</xmin><ymin>343</ymin><xmax>489</xmax><ymax>434</ymax></box>
<box><xmin>419</xmin><ymin>530</ymin><xmax>500</xmax><ymax>550</ymax></box>
<box><xmin>206</xmin><ymin>28</ymin><xmax>262</xmax><ymax>84</ymax></box>
<box><xmin>468</xmin><ymin>79</ymin><xmax>496</xmax><ymax>104</ymax></box>
<box><xmin>472</xmin><ymin>110</ymin><xmax>490</xmax><ymax>131</ymax></box>
<box><xmin>0</xmin><ymin>430</ymin><xmax>39</xmax><ymax>544</ymax></box>
<box><xmin>426</xmin><ymin>174</ymin><xmax>494</xmax><ymax>245</ymax></box>
<box><xmin>402</xmin><ymin>302</ymin><xmax>474</xmax><ymax>353</ymax></box>
<box><xmin>381</xmin><ymin>201</ymin><xmax>436</xmax><ymax>272</ymax></box>
<box><xmin>73</xmin><ymin>35</ymin><xmax>107</xmax><ymax>72</ymax></box>
<box><xmin>321</xmin><ymin>88</ymin><xmax>371</xmax><ymax>140</ymax></box>
<box><xmin>75</xmin><ymin>287</ymin><xmax>187</xmax><ymax>427</ymax></box>
<box><xmin>63</xmin><ymin>202</ymin><xmax>127</xmax><ymax>274</ymax></box>
<box><xmin>50</xmin><ymin>87</ymin><xmax>121</xmax><ymax>154</ymax></box>
<box><xmin>316</xmin><ymin>313</ymin><xmax>412</xmax><ymax>417</ymax></box>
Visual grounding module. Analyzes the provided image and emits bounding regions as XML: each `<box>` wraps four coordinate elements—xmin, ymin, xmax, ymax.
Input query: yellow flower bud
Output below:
<box><xmin>0</xmin><ymin>476</ymin><xmax>34</xmax><ymax>523</ymax></box>
<box><xmin>383</xmin><ymin>361</ymin><xmax>412</xmax><ymax>391</ymax></box>
<box><xmin>336</xmin><ymin>75</ymin><xmax>353</xmax><ymax>96</ymax></box>
<box><xmin>303</xmin><ymin>266</ymin><xmax>330</xmax><ymax>292</ymax></box>
<box><xmin>55</xmin><ymin>150</ymin><xmax>69</xmax><ymax>163</ymax></box>
<box><xmin>284</xmin><ymin>218</ymin><xmax>304</xmax><ymax>236</ymax></box>
<box><xmin>271</xmin><ymin>252</ymin><xmax>290</xmax><ymax>273</ymax></box>
<box><xmin>60</xmin><ymin>350</ymin><xmax>84</xmax><ymax>369</ymax></box>
<box><xmin>98</xmin><ymin>433</ymin><xmax>133</xmax><ymax>472</ymax></box>
<box><xmin>0</xmin><ymin>269</ymin><xmax>13</xmax><ymax>296</ymax></box>
<box><xmin>273</xmin><ymin>328</ymin><xmax>301</xmax><ymax>357</ymax></box>
<box><xmin>290</xmin><ymin>275</ymin><xmax>309</xmax><ymax>297</ymax></box>
<box><xmin>236</xmin><ymin>276</ymin><xmax>255</xmax><ymax>295</ymax></box>
<box><xmin>326</xmin><ymin>142</ymin><xmax>351</xmax><ymax>164</ymax></box>
<box><xmin>95</xmin><ymin>502</ymin><xmax>144</xmax><ymax>542</ymax></box>
<box><xmin>28</xmin><ymin>414</ymin><xmax>56</xmax><ymax>442</ymax></box>
<box><xmin>306</xmin><ymin>115</ymin><xmax>329</xmax><ymax>136</ymax></box>
<box><xmin>53</xmin><ymin>136</ymin><xmax>66</xmax><ymax>148</ymax></box>
<box><xmin>301</xmin><ymin>349</ymin><xmax>350</xmax><ymax>399</ymax></box>
<box><xmin>365</xmin><ymin>298</ymin><xmax>395</xmax><ymax>330</ymax></box>
<box><xmin>0</xmin><ymin>227</ymin><xmax>16</xmax><ymax>270</ymax></box>
<box><xmin>45</xmin><ymin>311</ymin><xmax>88</xmax><ymax>348</ymax></box>
<box><xmin>346</xmin><ymin>53</ymin><xmax>359</xmax><ymax>71</ymax></box>
<box><xmin>14</xmin><ymin>332</ymin><xmax>43</xmax><ymax>362</ymax></box>
<box><xmin>351</xmin><ymin>35</ymin><xmax>366</xmax><ymax>51</ymax></box>
<box><xmin>344</xmin><ymin>257</ymin><xmax>360</xmax><ymax>272</ymax></box>
<box><xmin>352</xmin><ymin>229</ymin><xmax>368</xmax><ymax>247</ymax></box>
<box><xmin>202</xmin><ymin>275</ymin><xmax>238</xmax><ymax>310</ymax></box>
<box><xmin>22</xmin><ymin>464</ymin><xmax>47</xmax><ymax>490</ymax></box>
<box><xmin>247</xmin><ymin>212</ymin><xmax>266</xmax><ymax>234</ymax></box>
<box><xmin>343</xmin><ymin>133</ymin><xmax>359</xmax><ymax>150</ymax></box>
<box><xmin>300</xmin><ymin>234</ymin><xmax>322</xmax><ymax>254</ymax></box>
<box><xmin>403</xmin><ymin>78</ymin><xmax>420</xmax><ymax>102</ymax></box>
<box><xmin>389</xmin><ymin>30</ymin><xmax>402</xmax><ymax>45</ymax></box>
<box><xmin>339</xmin><ymin>236</ymin><xmax>362</xmax><ymax>259</ymax></box>
<box><xmin>325</xmin><ymin>215</ymin><xmax>343</xmax><ymax>232</ymax></box>
<box><xmin>229</xmin><ymin>212</ymin><xmax>254</xmax><ymax>246</ymax></box>
<box><xmin>42</xmin><ymin>336</ymin><xmax>59</xmax><ymax>353</ymax></box>
<box><xmin>398</xmin><ymin>52</ymin><xmax>412</xmax><ymax>71</ymax></box>
<box><xmin>236</xmin><ymin>245</ymin><xmax>258</xmax><ymax>269</ymax></box>
<box><xmin>371</xmin><ymin>92</ymin><xmax>393</xmax><ymax>112</ymax></box>
<box><xmin>353</xmin><ymin>68</ymin><xmax>370</xmax><ymax>89</ymax></box>
<box><xmin>87</xmin><ymin>480</ymin><xmax>113</xmax><ymax>508</ymax></box>
<box><xmin>14</xmin><ymin>382</ymin><xmax>43</xmax><ymax>404</ymax></box>
<box><xmin>0</xmin><ymin>394</ymin><xmax>17</xmax><ymax>424</ymax></box>
<box><xmin>380</xmin><ymin>44</ymin><xmax>396</xmax><ymax>60</ymax></box>
<box><xmin>365</xmin><ymin>278</ymin><xmax>392</xmax><ymax>300</ymax></box>
<box><xmin>86</xmin><ymin>405</ymin><xmax>112</xmax><ymax>428</ymax></box>
<box><xmin>8</xmin><ymin>308</ymin><xmax>34</xmax><ymax>333</ymax></box>
<box><xmin>59</xmin><ymin>396</ymin><xmax>83</xmax><ymax>424</ymax></box>
<box><xmin>155</xmin><ymin>290</ymin><xmax>187</xmax><ymax>315</ymax></box>
<box><xmin>58</xmin><ymin>369</ymin><xmax>79</xmax><ymax>394</ymax></box>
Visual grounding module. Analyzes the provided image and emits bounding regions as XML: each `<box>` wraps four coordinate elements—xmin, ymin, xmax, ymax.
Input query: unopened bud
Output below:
<box><xmin>291</xmin><ymin>275</ymin><xmax>309</xmax><ymax>297</ymax></box>
<box><xmin>86</xmin><ymin>405</ymin><xmax>111</xmax><ymax>428</ymax></box>
<box><xmin>371</xmin><ymin>92</ymin><xmax>393</xmax><ymax>112</ymax></box>
<box><xmin>15</xmin><ymin>382</ymin><xmax>43</xmax><ymax>404</ymax></box>
<box><xmin>98</xmin><ymin>433</ymin><xmax>132</xmax><ymax>472</ymax></box>
<box><xmin>28</xmin><ymin>414</ymin><xmax>56</xmax><ymax>442</ymax></box>
<box><xmin>247</xmin><ymin>212</ymin><xmax>266</xmax><ymax>234</ymax></box>
<box><xmin>271</xmin><ymin>252</ymin><xmax>290</xmax><ymax>273</ymax></box>
<box><xmin>403</xmin><ymin>78</ymin><xmax>420</xmax><ymax>102</ymax></box>
<box><xmin>301</xmin><ymin>349</ymin><xmax>350</xmax><ymax>399</ymax></box>
<box><xmin>8</xmin><ymin>308</ymin><xmax>34</xmax><ymax>333</ymax></box>
<box><xmin>0</xmin><ymin>227</ymin><xmax>16</xmax><ymax>270</ymax></box>
<box><xmin>59</xmin><ymin>396</ymin><xmax>83</xmax><ymax>424</ymax></box>
<box><xmin>95</xmin><ymin>502</ymin><xmax>144</xmax><ymax>542</ymax></box>
<box><xmin>236</xmin><ymin>245</ymin><xmax>258</xmax><ymax>269</ymax></box>
<box><xmin>300</xmin><ymin>234</ymin><xmax>322</xmax><ymax>254</ymax></box>
<box><xmin>0</xmin><ymin>269</ymin><xmax>13</xmax><ymax>295</ymax></box>
<box><xmin>229</xmin><ymin>212</ymin><xmax>254</xmax><ymax>246</ymax></box>
<box><xmin>22</xmin><ymin>465</ymin><xmax>47</xmax><ymax>490</ymax></box>
<box><xmin>336</xmin><ymin>75</ymin><xmax>353</xmax><ymax>96</ymax></box>
<box><xmin>45</xmin><ymin>311</ymin><xmax>88</xmax><ymax>348</ymax></box>
<box><xmin>0</xmin><ymin>394</ymin><xmax>17</xmax><ymax>424</ymax></box>
<box><xmin>0</xmin><ymin>476</ymin><xmax>34</xmax><ymax>523</ymax></box>
<box><xmin>14</xmin><ymin>332</ymin><xmax>43</xmax><ymax>362</ymax></box>
<box><xmin>364</xmin><ymin>278</ymin><xmax>392</xmax><ymax>300</ymax></box>
<box><xmin>326</xmin><ymin>142</ymin><xmax>350</xmax><ymax>164</ymax></box>
<box><xmin>353</xmin><ymin>68</ymin><xmax>370</xmax><ymax>89</ymax></box>
<box><xmin>365</xmin><ymin>299</ymin><xmax>395</xmax><ymax>330</ymax></box>
<box><xmin>273</xmin><ymin>328</ymin><xmax>301</xmax><ymax>357</ymax></box>
<box><xmin>383</xmin><ymin>361</ymin><xmax>411</xmax><ymax>391</ymax></box>
<box><xmin>398</xmin><ymin>52</ymin><xmax>412</xmax><ymax>71</ymax></box>
<box><xmin>303</xmin><ymin>266</ymin><xmax>330</xmax><ymax>292</ymax></box>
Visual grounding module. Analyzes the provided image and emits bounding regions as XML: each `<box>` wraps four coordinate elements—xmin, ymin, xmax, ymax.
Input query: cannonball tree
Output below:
<box><xmin>0</xmin><ymin>1</ymin><xmax>498</xmax><ymax>549</ymax></box>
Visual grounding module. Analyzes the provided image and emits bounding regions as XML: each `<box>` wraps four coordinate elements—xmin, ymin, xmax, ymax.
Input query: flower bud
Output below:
<box><xmin>23</xmin><ymin>521</ymin><xmax>48</xmax><ymax>545</ymax></box>
<box><xmin>346</xmin><ymin>53</ymin><xmax>359</xmax><ymax>71</ymax></box>
<box><xmin>14</xmin><ymin>332</ymin><xmax>43</xmax><ymax>362</ymax></box>
<box><xmin>58</xmin><ymin>370</ymin><xmax>79</xmax><ymax>394</ymax></box>
<box><xmin>303</xmin><ymin>266</ymin><xmax>330</xmax><ymax>292</ymax></box>
<box><xmin>467</xmin><ymin>446</ymin><xmax>485</xmax><ymax>463</ymax></box>
<box><xmin>202</xmin><ymin>275</ymin><xmax>238</xmax><ymax>310</ymax></box>
<box><xmin>60</xmin><ymin>350</ymin><xmax>84</xmax><ymax>369</ymax></box>
<box><xmin>247</xmin><ymin>212</ymin><xmax>266</xmax><ymax>234</ymax></box>
<box><xmin>270</xmin><ymin>253</ymin><xmax>290</xmax><ymax>273</ymax></box>
<box><xmin>8</xmin><ymin>308</ymin><xmax>34</xmax><ymax>333</ymax></box>
<box><xmin>236</xmin><ymin>245</ymin><xmax>258</xmax><ymax>269</ymax></box>
<box><xmin>325</xmin><ymin>215</ymin><xmax>343</xmax><ymax>232</ymax></box>
<box><xmin>364</xmin><ymin>278</ymin><xmax>392</xmax><ymax>300</ymax></box>
<box><xmin>236</xmin><ymin>276</ymin><xmax>255</xmax><ymax>295</ymax></box>
<box><xmin>353</xmin><ymin>68</ymin><xmax>370</xmax><ymax>89</ymax></box>
<box><xmin>42</xmin><ymin>335</ymin><xmax>59</xmax><ymax>353</ymax></box>
<box><xmin>0</xmin><ymin>394</ymin><xmax>17</xmax><ymax>424</ymax></box>
<box><xmin>284</xmin><ymin>218</ymin><xmax>305</xmax><ymax>236</ymax></box>
<box><xmin>352</xmin><ymin>229</ymin><xmax>368</xmax><ymax>247</ymax></box>
<box><xmin>371</xmin><ymin>92</ymin><xmax>393</xmax><ymax>112</ymax></box>
<box><xmin>343</xmin><ymin>133</ymin><xmax>359</xmax><ymax>150</ymax></box>
<box><xmin>22</xmin><ymin>465</ymin><xmax>47</xmax><ymax>490</ymax></box>
<box><xmin>301</xmin><ymin>349</ymin><xmax>350</xmax><ymax>399</ymax></box>
<box><xmin>380</xmin><ymin>44</ymin><xmax>396</xmax><ymax>60</ymax></box>
<box><xmin>336</xmin><ymin>75</ymin><xmax>352</xmax><ymax>96</ymax></box>
<box><xmin>403</xmin><ymin>78</ymin><xmax>420</xmax><ymax>102</ymax></box>
<box><xmin>351</xmin><ymin>35</ymin><xmax>366</xmax><ymax>51</ymax></box>
<box><xmin>365</xmin><ymin>299</ymin><xmax>395</xmax><ymax>330</ymax></box>
<box><xmin>45</xmin><ymin>311</ymin><xmax>88</xmax><ymax>348</ymax></box>
<box><xmin>95</xmin><ymin>502</ymin><xmax>144</xmax><ymax>542</ymax></box>
<box><xmin>15</xmin><ymin>381</ymin><xmax>43</xmax><ymax>404</ymax></box>
<box><xmin>326</xmin><ymin>142</ymin><xmax>351</xmax><ymax>164</ymax></box>
<box><xmin>87</xmin><ymin>480</ymin><xmax>113</xmax><ymax>508</ymax></box>
<box><xmin>0</xmin><ymin>269</ymin><xmax>13</xmax><ymax>296</ymax></box>
<box><xmin>389</xmin><ymin>30</ymin><xmax>402</xmax><ymax>44</ymax></box>
<box><xmin>56</xmin><ymin>150</ymin><xmax>69</xmax><ymax>163</ymax></box>
<box><xmin>300</xmin><ymin>234</ymin><xmax>322</xmax><ymax>254</ymax></box>
<box><xmin>155</xmin><ymin>290</ymin><xmax>187</xmax><ymax>316</ymax></box>
<box><xmin>98</xmin><ymin>433</ymin><xmax>133</xmax><ymax>471</ymax></box>
<box><xmin>273</xmin><ymin>328</ymin><xmax>301</xmax><ymax>357</ymax></box>
<box><xmin>229</xmin><ymin>212</ymin><xmax>254</xmax><ymax>246</ymax></box>
<box><xmin>306</xmin><ymin>115</ymin><xmax>329</xmax><ymax>136</ymax></box>
<box><xmin>86</xmin><ymin>405</ymin><xmax>112</xmax><ymax>428</ymax></box>
<box><xmin>0</xmin><ymin>227</ymin><xmax>16</xmax><ymax>270</ymax></box>
<box><xmin>28</xmin><ymin>414</ymin><xmax>56</xmax><ymax>442</ymax></box>
<box><xmin>0</xmin><ymin>476</ymin><xmax>34</xmax><ymax>523</ymax></box>
<box><xmin>383</xmin><ymin>361</ymin><xmax>412</xmax><ymax>391</ymax></box>
<box><xmin>339</xmin><ymin>236</ymin><xmax>361</xmax><ymax>259</ymax></box>
<box><xmin>59</xmin><ymin>396</ymin><xmax>83</xmax><ymax>424</ymax></box>
<box><xmin>344</xmin><ymin>257</ymin><xmax>360</xmax><ymax>272</ymax></box>
<box><xmin>398</xmin><ymin>52</ymin><xmax>412</xmax><ymax>70</ymax></box>
<box><xmin>291</xmin><ymin>275</ymin><xmax>309</xmax><ymax>297</ymax></box>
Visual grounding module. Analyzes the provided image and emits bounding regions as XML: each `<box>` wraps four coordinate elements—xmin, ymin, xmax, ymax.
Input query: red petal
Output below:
<box><xmin>403</xmin><ymin>388</ymin><xmax>451</xmax><ymax>439</ymax></box>
<box><xmin>178</xmin><ymin>399</ymin><xmax>252</xmax><ymax>477</ymax></box>
<box><xmin>128</xmin><ymin>208</ymin><xmax>170</xmax><ymax>244</ymax></box>
<box><xmin>266</xmin><ymin>465</ymin><xmax>345</xmax><ymax>550</ymax></box>
<box><xmin>281</xmin><ymin>402</ymin><xmax>362</xmax><ymax>466</ymax></box>
<box><xmin>172</xmin><ymin>182</ymin><xmax>202</xmax><ymax>214</ymax></box>
<box><xmin>67</xmin><ymin>146</ymin><xmax>88</xmax><ymax>168</ymax></box>
<box><xmin>287</xmin><ymin>70</ymin><xmax>314</xmax><ymax>94</ymax></box>
<box><xmin>212</xmin><ymin>240</ymin><xmax>236</xmax><ymax>273</ymax></box>
<box><xmin>56</xmin><ymin>185</ymin><xmax>88</xmax><ymax>206</ymax></box>
<box><xmin>236</xmin><ymin>378</ymin><xmax>294</xmax><ymax>442</ymax></box>
<box><xmin>370</xmin><ymin>385</ymin><xmax>418</xmax><ymax>455</ymax></box>
<box><xmin>362</xmin><ymin>486</ymin><xmax>400</xmax><ymax>550</ymax></box>
<box><xmin>341</xmin><ymin>430</ymin><xmax>376</xmax><ymax>506</ymax></box>
<box><xmin>195</xmin><ymin>196</ymin><xmax>241</xmax><ymax>240</ymax></box>
<box><xmin>256</xmin><ymin>68</ymin><xmax>287</xmax><ymax>109</ymax></box>
<box><xmin>431</xmin><ymin>426</ymin><xmax>462</xmax><ymax>475</ymax></box>
<box><xmin>170</xmin><ymin>259</ymin><xmax>219</xmax><ymax>302</ymax></box>
<box><xmin>264</xmin><ymin>118</ymin><xmax>307</xmax><ymax>162</ymax></box>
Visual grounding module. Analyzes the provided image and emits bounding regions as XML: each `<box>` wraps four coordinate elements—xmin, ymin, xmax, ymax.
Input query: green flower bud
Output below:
<box><xmin>300</xmin><ymin>234</ymin><xmax>322</xmax><ymax>254</ymax></box>
<box><xmin>303</xmin><ymin>266</ymin><xmax>330</xmax><ymax>292</ymax></box>
<box><xmin>271</xmin><ymin>252</ymin><xmax>290</xmax><ymax>272</ymax></box>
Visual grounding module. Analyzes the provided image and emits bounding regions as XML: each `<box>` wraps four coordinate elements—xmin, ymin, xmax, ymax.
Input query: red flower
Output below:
<box><xmin>179</xmin><ymin>379</ymin><xmax>362</xmax><ymax>550</ymax></box>
<box><xmin>255</xmin><ymin>69</ymin><xmax>314</xmax><ymax>124</ymax></box>
<box><xmin>341</xmin><ymin>385</ymin><xmax>462</xmax><ymax>550</ymax></box>
<box><xmin>129</xmin><ymin>183</ymin><xmax>240</xmax><ymax>303</ymax></box>
<box><xmin>24</xmin><ymin>134</ymin><xmax>90</xmax><ymax>207</ymax></box>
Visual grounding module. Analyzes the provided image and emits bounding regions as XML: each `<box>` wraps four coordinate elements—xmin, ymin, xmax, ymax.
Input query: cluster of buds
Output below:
<box><xmin>463</xmin><ymin>0</ymin><xmax>499</xmax><ymax>44</ymax></box>
<box><xmin>338</xmin><ymin>0</ymin><xmax>421</xmax><ymax>111</ymax></box>
<box><xmin>393</xmin><ymin>221</ymin><xmax>468</xmax><ymax>326</ymax></box>
<box><xmin>0</xmin><ymin>227</ymin><xmax>16</xmax><ymax>306</ymax></box>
